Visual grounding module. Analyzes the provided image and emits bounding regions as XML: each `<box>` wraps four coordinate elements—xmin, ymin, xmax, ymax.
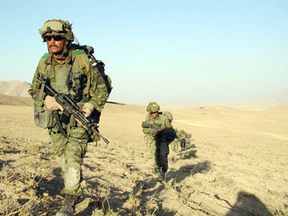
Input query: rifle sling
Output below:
<box><xmin>53</xmin><ymin>112</ymin><xmax>68</xmax><ymax>138</ymax></box>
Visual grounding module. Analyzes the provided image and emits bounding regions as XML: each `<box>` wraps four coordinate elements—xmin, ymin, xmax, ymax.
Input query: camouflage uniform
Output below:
<box><xmin>170</xmin><ymin>129</ymin><xmax>192</xmax><ymax>152</ymax></box>
<box><xmin>28</xmin><ymin>19</ymin><xmax>110</xmax><ymax>216</ymax></box>
<box><xmin>163</xmin><ymin>111</ymin><xmax>192</xmax><ymax>152</ymax></box>
<box><xmin>142</xmin><ymin>103</ymin><xmax>174</xmax><ymax>179</ymax></box>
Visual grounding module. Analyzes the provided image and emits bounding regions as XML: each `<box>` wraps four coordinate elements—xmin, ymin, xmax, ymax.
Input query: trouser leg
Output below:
<box><xmin>159</xmin><ymin>142</ymin><xmax>169</xmax><ymax>178</ymax></box>
<box><xmin>149</xmin><ymin>141</ymin><xmax>161</xmax><ymax>174</ymax></box>
<box><xmin>52</xmin><ymin>126</ymin><xmax>88</xmax><ymax>216</ymax></box>
<box><xmin>50</xmin><ymin>127</ymin><xmax>88</xmax><ymax>194</ymax></box>
<box><xmin>62</xmin><ymin>136</ymin><xmax>88</xmax><ymax>195</ymax></box>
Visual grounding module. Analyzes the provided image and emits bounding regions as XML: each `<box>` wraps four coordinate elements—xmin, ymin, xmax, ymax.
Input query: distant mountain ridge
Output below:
<box><xmin>267</xmin><ymin>89</ymin><xmax>288</xmax><ymax>104</ymax></box>
<box><xmin>231</xmin><ymin>89</ymin><xmax>288</xmax><ymax>105</ymax></box>
<box><xmin>0</xmin><ymin>80</ymin><xmax>31</xmax><ymax>97</ymax></box>
<box><xmin>0</xmin><ymin>80</ymin><xmax>287</xmax><ymax>105</ymax></box>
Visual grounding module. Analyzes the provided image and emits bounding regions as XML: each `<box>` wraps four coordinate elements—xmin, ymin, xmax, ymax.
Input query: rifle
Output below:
<box><xmin>142</xmin><ymin>121</ymin><xmax>177</xmax><ymax>142</ymax></box>
<box><xmin>44</xmin><ymin>82</ymin><xmax>109</xmax><ymax>144</ymax></box>
<box><xmin>141</xmin><ymin>121</ymin><xmax>161</xmax><ymax>131</ymax></box>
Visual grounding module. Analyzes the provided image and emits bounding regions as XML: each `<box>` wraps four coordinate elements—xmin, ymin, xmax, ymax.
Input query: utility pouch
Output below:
<box><xmin>33</xmin><ymin>103</ymin><xmax>55</xmax><ymax>129</ymax></box>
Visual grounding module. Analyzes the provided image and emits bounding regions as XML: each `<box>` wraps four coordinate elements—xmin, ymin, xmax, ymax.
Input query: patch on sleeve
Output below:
<box><xmin>42</xmin><ymin>53</ymin><xmax>49</xmax><ymax>60</ymax></box>
<box><xmin>73</xmin><ymin>50</ymin><xmax>86</xmax><ymax>55</ymax></box>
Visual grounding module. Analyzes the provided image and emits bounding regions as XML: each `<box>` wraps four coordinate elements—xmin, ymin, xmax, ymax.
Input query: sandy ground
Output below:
<box><xmin>0</xmin><ymin>103</ymin><xmax>288</xmax><ymax>215</ymax></box>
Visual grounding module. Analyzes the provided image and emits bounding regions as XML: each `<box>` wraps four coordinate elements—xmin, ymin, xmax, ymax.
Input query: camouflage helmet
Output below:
<box><xmin>39</xmin><ymin>19</ymin><xmax>74</xmax><ymax>42</ymax></box>
<box><xmin>186</xmin><ymin>133</ymin><xmax>192</xmax><ymax>139</ymax></box>
<box><xmin>146</xmin><ymin>102</ymin><xmax>160</xmax><ymax>113</ymax></box>
<box><xmin>163</xmin><ymin>111</ymin><xmax>173</xmax><ymax>122</ymax></box>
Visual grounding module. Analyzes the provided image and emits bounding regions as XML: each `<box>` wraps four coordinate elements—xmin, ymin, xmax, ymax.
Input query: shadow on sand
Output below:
<box><xmin>225</xmin><ymin>191</ymin><xmax>273</xmax><ymax>216</ymax></box>
<box><xmin>36</xmin><ymin>167</ymin><xmax>64</xmax><ymax>198</ymax></box>
<box><xmin>74</xmin><ymin>168</ymin><xmax>177</xmax><ymax>215</ymax></box>
<box><xmin>167</xmin><ymin>160</ymin><xmax>211</xmax><ymax>183</ymax></box>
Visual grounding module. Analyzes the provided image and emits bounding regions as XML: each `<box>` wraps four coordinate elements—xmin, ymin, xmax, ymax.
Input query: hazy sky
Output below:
<box><xmin>1</xmin><ymin>0</ymin><xmax>287</xmax><ymax>105</ymax></box>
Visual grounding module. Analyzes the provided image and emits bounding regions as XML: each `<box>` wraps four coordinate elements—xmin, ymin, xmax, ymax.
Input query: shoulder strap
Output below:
<box><xmin>71</xmin><ymin>49</ymin><xmax>90</xmax><ymax>73</ymax></box>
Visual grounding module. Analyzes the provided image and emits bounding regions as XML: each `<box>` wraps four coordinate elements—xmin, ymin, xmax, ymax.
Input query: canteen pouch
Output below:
<box><xmin>33</xmin><ymin>103</ymin><xmax>55</xmax><ymax>129</ymax></box>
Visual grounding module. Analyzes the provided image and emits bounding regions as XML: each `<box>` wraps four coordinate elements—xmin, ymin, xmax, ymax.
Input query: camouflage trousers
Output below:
<box><xmin>170</xmin><ymin>140</ymin><xmax>183</xmax><ymax>152</ymax></box>
<box><xmin>145</xmin><ymin>135</ymin><xmax>169</xmax><ymax>173</ymax></box>
<box><xmin>49</xmin><ymin>125</ymin><xmax>89</xmax><ymax>196</ymax></box>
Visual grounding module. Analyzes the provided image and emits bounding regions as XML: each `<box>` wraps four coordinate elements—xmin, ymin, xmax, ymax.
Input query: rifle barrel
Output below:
<box><xmin>106</xmin><ymin>101</ymin><xmax>125</xmax><ymax>105</ymax></box>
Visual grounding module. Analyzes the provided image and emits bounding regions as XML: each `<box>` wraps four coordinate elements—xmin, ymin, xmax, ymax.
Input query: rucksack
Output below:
<box><xmin>71</xmin><ymin>44</ymin><xmax>112</xmax><ymax>94</ymax></box>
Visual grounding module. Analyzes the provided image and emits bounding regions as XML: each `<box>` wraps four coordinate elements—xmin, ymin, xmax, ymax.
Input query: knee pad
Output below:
<box><xmin>64</xmin><ymin>164</ymin><xmax>81</xmax><ymax>192</ymax></box>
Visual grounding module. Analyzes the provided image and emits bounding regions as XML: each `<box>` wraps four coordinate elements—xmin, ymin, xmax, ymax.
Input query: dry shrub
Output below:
<box><xmin>0</xmin><ymin>137</ymin><xmax>54</xmax><ymax>215</ymax></box>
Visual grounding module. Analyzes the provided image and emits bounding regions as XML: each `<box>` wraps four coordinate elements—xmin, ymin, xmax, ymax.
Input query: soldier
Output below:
<box><xmin>177</xmin><ymin>129</ymin><xmax>192</xmax><ymax>149</ymax></box>
<box><xmin>171</xmin><ymin>129</ymin><xmax>192</xmax><ymax>152</ymax></box>
<box><xmin>28</xmin><ymin>19</ymin><xmax>111</xmax><ymax>216</ymax></box>
<box><xmin>163</xmin><ymin>111</ymin><xmax>192</xmax><ymax>152</ymax></box>
<box><xmin>142</xmin><ymin>102</ymin><xmax>175</xmax><ymax>180</ymax></box>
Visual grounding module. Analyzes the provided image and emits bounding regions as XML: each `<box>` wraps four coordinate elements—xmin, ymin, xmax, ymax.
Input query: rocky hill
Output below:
<box><xmin>0</xmin><ymin>94</ymin><xmax>33</xmax><ymax>106</ymax></box>
<box><xmin>267</xmin><ymin>89</ymin><xmax>288</xmax><ymax>104</ymax></box>
<box><xmin>0</xmin><ymin>81</ymin><xmax>33</xmax><ymax>106</ymax></box>
<box><xmin>0</xmin><ymin>80</ymin><xmax>31</xmax><ymax>97</ymax></box>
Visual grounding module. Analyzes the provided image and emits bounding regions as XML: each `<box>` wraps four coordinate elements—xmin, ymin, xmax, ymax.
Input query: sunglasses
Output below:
<box><xmin>44</xmin><ymin>35</ymin><xmax>65</xmax><ymax>41</ymax></box>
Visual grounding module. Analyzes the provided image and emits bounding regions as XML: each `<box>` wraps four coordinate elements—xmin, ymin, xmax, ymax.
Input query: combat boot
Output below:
<box><xmin>55</xmin><ymin>194</ymin><xmax>77</xmax><ymax>216</ymax></box>
<box><xmin>159</xmin><ymin>166</ymin><xmax>168</xmax><ymax>181</ymax></box>
<box><xmin>151</xmin><ymin>167</ymin><xmax>161</xmax><ymax>178</ymax></box>
<box><xmin>159</xmin><ymin>171</ymin><xmax>166</xmax><ymax>181</ymax></box>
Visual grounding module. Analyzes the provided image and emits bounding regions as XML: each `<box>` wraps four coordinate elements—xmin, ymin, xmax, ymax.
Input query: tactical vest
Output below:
<box><xmin>38</xmin><ymin>50</ymin><xmax>90</xmax><ymax>102</ymax></box>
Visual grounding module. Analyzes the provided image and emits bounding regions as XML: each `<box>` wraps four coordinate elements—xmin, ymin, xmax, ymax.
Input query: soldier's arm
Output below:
<box><xmin>142</xmin><ymin>115</ymin><xmax>151</xmax><ymax>135</ymax></box>
<box><xmin>88</xmin><ymin>65</ymin><xmax>110</xmax><ymax>112</ymax></box>
<box><xmin>164</xmin><ymin>117</ymin><xmax>173</xmax><ymax>129</ymax></box>
<box><xmin>28</xmin><ymin>58</ymin><xmax>46</xmax><ymax>107</ymax></box>
<box><xmin>162</xmin><ymin>115</ymin><xmax>177</xmax><ymax>140</ymax></box>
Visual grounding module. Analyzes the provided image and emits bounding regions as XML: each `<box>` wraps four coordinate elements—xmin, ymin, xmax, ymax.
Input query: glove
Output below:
<box><xmin>76</xmin><ymin>103</ymin><xmax>95</xmax><ymax>127</ymax></box>
<box><xmin>82</xmin><ymin>103</ymin><xmax>94</xmax><ymax>118</ymax></box>
<box><xmin>44</xmin><ymin>96</ymin><xmax>63</xmax><ymax>111</ymax></box>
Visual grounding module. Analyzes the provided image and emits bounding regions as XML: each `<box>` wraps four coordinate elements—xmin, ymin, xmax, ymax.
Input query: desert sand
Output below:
<box><xmin>0</xmin><ymin>99</ymin><xmax>288</xmax><ymax>215</ymax></box>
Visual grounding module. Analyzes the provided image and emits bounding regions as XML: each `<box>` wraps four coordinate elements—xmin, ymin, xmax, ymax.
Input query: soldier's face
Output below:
<box><xmin>45</xmin><ymin>35</ymin><xmax>69</xmax><ymax>55</ymax></box>
<box><xmin>150</xmin><ymin>112</ymin><xmax>158</xmax><ymax>119</ymax></box>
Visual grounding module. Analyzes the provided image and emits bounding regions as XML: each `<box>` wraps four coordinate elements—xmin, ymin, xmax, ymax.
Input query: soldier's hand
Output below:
<box><xmin>149</xmin><ymin>128</ymin><xmax>158</xmax><ymax>137</ymax></box>
<box><xmin>76</xmin><ymin>103</ymin><xmax>95</xmax><ymax>127</ymax></box>
<box><xmin>82</xmin><ymin>103</ymin><xmax>94</xmax><ymax>117</ymax></box>
<box><xmin>44</xmin><ymin>96</ymin><xmax>63</xmax><ymax>111</ymax></box>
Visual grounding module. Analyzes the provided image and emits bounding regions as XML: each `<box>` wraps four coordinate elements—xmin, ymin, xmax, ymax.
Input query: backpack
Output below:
<box><xmin>71</xmin><ymin>44</ymin><xmax>112</xmax><ymax>94</ymax></box>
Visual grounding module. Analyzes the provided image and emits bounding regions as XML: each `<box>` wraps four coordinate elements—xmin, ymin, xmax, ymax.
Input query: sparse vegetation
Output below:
<box><xmin>1</xmin><ymin>102</ymin><xmax>288</xmax><ymax>215</ymax></box>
